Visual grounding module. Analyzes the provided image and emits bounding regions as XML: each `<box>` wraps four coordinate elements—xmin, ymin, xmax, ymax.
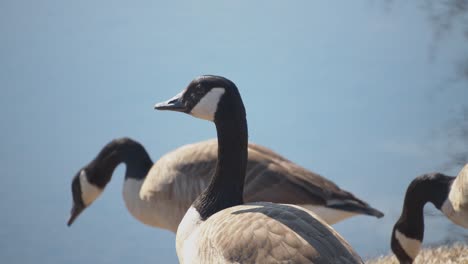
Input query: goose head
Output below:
<box><xmin>155</xmin><ymin>75</ymin><xmax>248</xmax><ymax>220</ymax></box>
<box><xmin>154</xmin><ymin>75</ymin><xmax>244</xmax><ymax>122</ymax></box>
<box><xmin>390</xmin><ymin>220</ymin><xmax>421</xmax><ymax>264</ymax></box>
<box><xmin>68</xmin><ymin>168</ymin><xmax>104</xmax><ymax>226</ymax></box>
<box><xmin>66</xmin><ymin>138</ymin><xmax>153</xmax><ymax>227</ymax></box>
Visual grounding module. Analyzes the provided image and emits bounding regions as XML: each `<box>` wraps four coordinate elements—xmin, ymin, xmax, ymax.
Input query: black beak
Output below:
<box><xmin>67</xmin><ymin>203</ymin><xmax>85</xmax><ymax>226</ymax></box>
<box><xmin>154</xmin><ymin>93</ymin><xmax>187</xmax><ymax>112</ymax></box>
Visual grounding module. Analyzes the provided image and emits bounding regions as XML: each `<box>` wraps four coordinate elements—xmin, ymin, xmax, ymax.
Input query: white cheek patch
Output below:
<box><xmin>395</xmin><ymin>230</ymin><xmax>421</xmax><ymax>259</ymax></box>
<box><xmin>190</xmin><ymin>88</ymin><xmax>225</xmax><ymax>121</ymax></box>
<box><xmin>79</xmin><ymin>170</ymin><xmax>102</xmax><ymax>206</ymax></box>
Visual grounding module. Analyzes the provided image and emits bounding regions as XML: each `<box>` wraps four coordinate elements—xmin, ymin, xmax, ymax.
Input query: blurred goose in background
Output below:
<box><xmin>67</xmin><ymin>137</ymin><xmax>383</xmax><ymax>230</ymax></box>
<box><xmin>67</xmin><ymin>136</ymin><xmax>383</xmax><ymax>230</ymax></box>
<box><xmin>154</xmin><ymin>75</ymin><xmax>363</xmax><ymax>263</ymax></box>
<box><xmin>391</xmin><ymin>164</ymin><xmax>468</xmax><ymax>263</ymax></box>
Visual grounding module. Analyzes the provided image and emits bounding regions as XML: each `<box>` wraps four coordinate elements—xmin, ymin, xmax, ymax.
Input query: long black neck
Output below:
<box><xmin>393</xmin><ymin>173</ymin><xmax>453</xmax><ymax>240</ymax></box>
<box><xmin>193</xmin><ymin>91</ymin><xmax>248</xmax><ymax>220</ymax></box>
<box><xmin>391</xmin><ymin>173</ymin><xmax>453</xmax><ymax>263</ymax></box>
<box><xmin>85</xmin><ymin>138</ymin><xmax>153</xmax><ymax>188</ymax></box>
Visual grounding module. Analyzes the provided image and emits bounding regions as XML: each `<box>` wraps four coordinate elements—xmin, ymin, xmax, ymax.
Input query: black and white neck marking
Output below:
<box><xmin>68</xmin><ymin>137</ymin><xmax>153</xmax><ymax>226</ymax></box>
<box><xmin>391</xmin><ymin>173</ymin><xmax>453</xmax><ymax>263</ymax></box>
<box><xmin>155</xmin><ymin>75</ymin><xmax>248</xmax><ymax>220</ymax></box>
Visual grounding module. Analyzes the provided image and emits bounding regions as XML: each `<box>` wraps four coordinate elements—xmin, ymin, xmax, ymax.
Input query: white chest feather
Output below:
<box><xmin>395</xmin><ymin>230</ymin><xmax>421</xmax><ymax>259</ymax></box>
<box><xmin>176</xmin><ymin>206</ymin><xmax>203</xmax><ymax>264</ymax></box>
<box><xmin>441</xmin><ymin>197</ymin><xmax>468</xmax><ymax>228</ymax></box>
<box><xmin>122</xmin><ymin>178</ymin><xmax>146</xmax><ymax>219</ymax></box>
<box><xmin>442</xmin><ymin>164</ymin><xmax>468</xmax><ymax>228</ymax></box>
<box><xmin>451</xmin><ymin>165</ymin><xmax>468</xmax><ymax>207</ymax></box>
<box><xmin>122</xmin><ymin>178</ymin><xmax>179</xmax><ymax>230</ymax></box>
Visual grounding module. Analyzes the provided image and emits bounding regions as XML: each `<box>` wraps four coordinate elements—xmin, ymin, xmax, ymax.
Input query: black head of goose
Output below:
<box><xmin>390</xmin><ymin>164</ymin><xmax>468</xmax><ymax>263</ymax></box>
<box><xmin>156</xmin><ymin>75</ymin><xmax>247</xmax><ymax>220</ymax></box>
<box><xmin>67</xmin><ymin>138</ymin><xmax>153</xmax><ymax>226</ymax></box>
<box><xmin>155</xmin><ymin>75</ymin><xmax>363</xmax><ymax>263</ymax></box>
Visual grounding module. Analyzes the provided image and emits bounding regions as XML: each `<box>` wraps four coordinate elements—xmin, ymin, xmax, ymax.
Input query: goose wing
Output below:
<box><xmin>244</xmin><ymin>142</ymin><xmax>383</xmax><ymax>218</ymax></box>
<box><xmin>190</xmin><ymin>202</ymin><xmax>363</xmax><ymax>264</ymax></box>
<box><xmin>140</xmin><ymin>139</ymin><xmax>383</xmax><ymax>226</ymax></box>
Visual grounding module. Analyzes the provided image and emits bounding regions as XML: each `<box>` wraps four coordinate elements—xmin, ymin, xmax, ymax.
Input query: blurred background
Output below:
<box><xmin>1</xmin><ymin>0</ymin><xmax>467</xmax><ymax>263</ymax></box>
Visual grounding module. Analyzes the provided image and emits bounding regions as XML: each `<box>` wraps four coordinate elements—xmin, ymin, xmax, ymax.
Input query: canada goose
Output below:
<box><xmin>67</xmin><ymin>137</ymin><xmax>383</xmax><ymax>229</ymax></box>
<box><xmin>391</xmin><ymin>164</ymin><xmax>468</xmax><ymax>263</ymax></box>
<box><xmin>154</xmin><ymin>75</ymin><xmax>363</xmax><ymax>263</ymax></box>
